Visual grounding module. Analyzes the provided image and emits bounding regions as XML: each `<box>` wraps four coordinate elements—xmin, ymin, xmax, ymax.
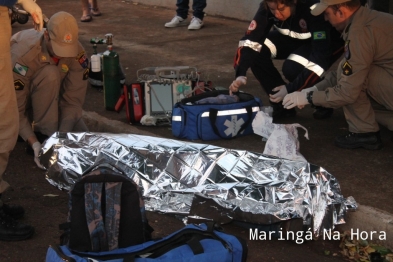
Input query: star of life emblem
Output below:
<box><xmin>224</xmin><ymin>115</ymin><xmax>245</xmax><ymax>137</ymax></box>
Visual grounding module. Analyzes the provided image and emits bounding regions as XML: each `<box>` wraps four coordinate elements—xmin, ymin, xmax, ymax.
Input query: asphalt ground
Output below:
<box><xmin>2</xmin><ymin>0</ymin><xmax>392</xmax><ymax>261</ymax></box>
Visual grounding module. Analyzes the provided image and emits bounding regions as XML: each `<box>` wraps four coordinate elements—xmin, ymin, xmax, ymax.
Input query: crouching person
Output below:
<box><xmin>11</xmin><ymin>11</ymin><xmax>89</xmax><ymax>168</ymax></box>
<box><xmin>282</xmin><ymin>0</ymin><xmax>393</xmax><ymax>150</ymax></box>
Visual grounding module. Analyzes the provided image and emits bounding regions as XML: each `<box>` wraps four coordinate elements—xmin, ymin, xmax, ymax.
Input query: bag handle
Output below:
<box><xmin>209</xmin><ymin>106</ymin><xmax>253</xmax><ymax>139</ymax></box>
<box><xmin>67</xmin><ymin>226</ymin><xmax>229</xmax><ymax>261</ymax></box>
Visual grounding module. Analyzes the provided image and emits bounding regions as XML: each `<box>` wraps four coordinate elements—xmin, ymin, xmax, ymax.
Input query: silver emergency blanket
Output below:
<box><xmin>41</xmin><ymin>132</ymin><xmax>357</xmax><ymax>237</ymax></box>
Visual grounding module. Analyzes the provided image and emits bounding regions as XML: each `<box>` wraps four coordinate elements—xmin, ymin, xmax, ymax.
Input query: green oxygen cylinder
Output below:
<box><xmin>102</xmin><ymin>33</ymin><xmax>121</xmax><ymax>111</ymax></box>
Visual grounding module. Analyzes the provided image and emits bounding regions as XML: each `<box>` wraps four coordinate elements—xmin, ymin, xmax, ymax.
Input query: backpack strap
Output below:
<box><xmin>104</xmin><ymin>181</ymin><xmax>123</xmax><ymax>251</ymax></box>
<box><xmin>84</xmin><ymin>181</ymin><xmax>124</xmax><ymax>252</ymax></box>
<box><xmin>59</xmin><ymin>222</ymin><xmax>71</xmax><ymax>246</ymax></box>
<box><xmin>85</xmin><ymin>182</ymin><xmax>108</xmax><ymax>252</ymax></box>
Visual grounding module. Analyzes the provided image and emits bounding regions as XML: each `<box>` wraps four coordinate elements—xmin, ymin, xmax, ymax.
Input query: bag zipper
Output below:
<box><xmin>50</xmin><ymin>245</ymin><xmax>76</xmax><ymax>262</ymax></box>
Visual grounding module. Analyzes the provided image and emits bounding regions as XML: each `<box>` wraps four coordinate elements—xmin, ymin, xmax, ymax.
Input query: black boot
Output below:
<box><xmin>0</xmin><ymin>208</ymin><xmax>34</xmax><ymax>241</ymax></box>
<box><xmin>271</xmin><ymin>102</ymin><xmax>296</xmax><ymax>121</ymax></box>
<box><xmin>334</xmin><ymin>131</ymin><xmax>383</xmax><ymax>150</ymax></box>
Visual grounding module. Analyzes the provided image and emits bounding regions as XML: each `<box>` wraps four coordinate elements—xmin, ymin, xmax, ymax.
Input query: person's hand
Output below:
<box><xmin>17</xmin><ymin>0</ymin><xmax>43</xmax><ymax>31</ymax></box>
<box><xmin>301</xmin><ymin>85</ymin><xmax>318</xmax><ymax>94</ymax></box>
<box><xmin>229</xmin><ymin>76</ymin><xmax>247</xmax><ymax>95</ymax></box>
<box><xmin>282</xmin><ymin>92</ymin><xmax>309</xmax><ymax>109</ymax></box>
<box><xmin>32</xmin><ymin>141</ymin><xmax>45</xmax><ymax>169</ymax></box>
<box><xmin>269</xmin><ymin>85</ymin><xmax>288</xmax><ymax>103</ymax></box>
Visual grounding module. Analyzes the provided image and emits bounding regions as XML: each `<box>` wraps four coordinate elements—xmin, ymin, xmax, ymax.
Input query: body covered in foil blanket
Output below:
<box><xmin>40</xmin><ymin>132</ymin><xmax>356</xmax><ymax>237</ymax></box>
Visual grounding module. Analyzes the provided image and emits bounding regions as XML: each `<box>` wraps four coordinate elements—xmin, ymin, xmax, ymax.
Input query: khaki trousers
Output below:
<box><xmin>343</xmin><ymin>65</ymin><xmax>393</xmax><ymax>133</ymax></box>
<box><xmin>0</xmin><ymin>6</ymin><xmax>18</xmax><ymax>193</ymax></box>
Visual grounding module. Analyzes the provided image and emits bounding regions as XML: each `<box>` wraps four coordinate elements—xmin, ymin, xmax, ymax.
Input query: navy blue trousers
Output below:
<box><xmin>176</xmin><ymin>0</ymin><xmax>207</xmax><ymax>20</ymax></box>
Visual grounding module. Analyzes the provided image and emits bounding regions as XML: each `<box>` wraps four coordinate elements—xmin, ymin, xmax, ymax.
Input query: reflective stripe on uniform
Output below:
<box><xmin>238</xmin><ymin>38</ymin><xmax>277</xmax><ymax>58</ymax></box>
<box><xmin>238</xmin><ymin>40</ymin><xmax>262</xmax><ymax>52</ymax></box>
<box><xmin>273</xmin><ymin>25</ymin><xmax>311</xmax><ymax>40</ymax></box>
<box><xmin>264</xmin><ymin>38</ymin><xmax>277</xmax><ymax>59</ymax></box>
<box><xmin>287</xmin><ymin>54</ymin><xmax>324</xmax><ymax>76</ymax></box>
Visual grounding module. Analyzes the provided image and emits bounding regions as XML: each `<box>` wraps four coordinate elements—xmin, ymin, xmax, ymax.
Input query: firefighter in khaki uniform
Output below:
<box><xmin>11</xmin><ymin>11</ymin><xmax>89</xmax><ymax>168</ymax></box>
<box><xmin>283</xmin><ymin>0</ymin><xmax>393</xmax><ymax>150</ymax></box>
<box><xmin>1</xmin><ymin>0</ymin><xmax>42</xmax><ymax>241</ymax></box>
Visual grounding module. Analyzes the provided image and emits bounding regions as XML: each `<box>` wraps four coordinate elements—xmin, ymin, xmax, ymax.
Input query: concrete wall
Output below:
<box><xmin>134</xmin><ymin>0</ymin><xmax>393</xmax><ymax>20</ymax></box>
<box><xmin>132</xmin><ymin>0</ymin><xmax>261</xmax><ymax>21</ymax></box>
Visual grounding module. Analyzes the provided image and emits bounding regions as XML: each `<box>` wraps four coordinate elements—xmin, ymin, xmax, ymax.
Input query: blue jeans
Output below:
<box><xmin>176</xmin><ymin>0</ymin><xmax>207</xmax><ymax>20</ymax></box>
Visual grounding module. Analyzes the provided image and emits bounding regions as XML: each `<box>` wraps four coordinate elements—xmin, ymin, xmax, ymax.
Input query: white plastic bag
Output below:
<box><xmin>252</xmin><ymin>111</ymin><xmax>309</xmax><ymax>162</ymax></box>
<box><xmin>140</xmin><ymin>115</ymin><xmax>157</xmax><ymax>126</ymax></box>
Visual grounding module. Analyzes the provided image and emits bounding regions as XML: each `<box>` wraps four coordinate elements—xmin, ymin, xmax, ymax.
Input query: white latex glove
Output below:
<box><xmin>282</xmin><ymin>92</ymin><xmax>309</xmax><ymax>109</ymax></box>
<box><xmin>301</xmin><ymin>85</ymin><xmax>318</xmax><ymax>94</ymax></box>
<box><xmin>229</xmin><ymin>76</ymin><xmax>247</xmax><ymax>95</ymax></box>
<box><xmin>269</xmin><ymin>85</ymin><xmax>288</xmax><ymax>103</ymax></box>
<box><xmin>17</xmin><ymin>0</ymin><xmax>43</xmax><ymax>31</ymax></box>
<box><xmin>32</xmin><ymin>141</ymin><xmax>45</xmax><ymax>169</ymax></box>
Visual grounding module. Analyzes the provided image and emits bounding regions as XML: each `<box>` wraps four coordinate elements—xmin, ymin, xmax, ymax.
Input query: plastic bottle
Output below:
<box><xmin>90</xmin><ymin>44</ymin><xmax>101</xmax><ymax>73</ymax></box>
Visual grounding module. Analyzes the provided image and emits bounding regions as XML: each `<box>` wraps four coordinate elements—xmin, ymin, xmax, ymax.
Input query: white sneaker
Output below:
<box><xmin>165</xmin><ymin>16</ymin><xmax>188</xmax><ymax>28</ymax></box>
<box><xmin>188</xmin><ymin>17</ymin><xmax>204</xmax><ymax>30</ymax></box>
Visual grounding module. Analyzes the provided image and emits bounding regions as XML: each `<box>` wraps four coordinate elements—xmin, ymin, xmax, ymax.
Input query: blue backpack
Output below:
<box><xmin>47</xmin><ymin>223</ymin><xmax>248</xmax><ymax>262</ymax></box>
<box><xmin>59</xmin><ymin>163</ymin><xmax>153</xmax><ymax>252</ymax></box>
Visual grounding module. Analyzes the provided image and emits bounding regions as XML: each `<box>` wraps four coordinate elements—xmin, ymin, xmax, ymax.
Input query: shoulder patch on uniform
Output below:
<box><xmin>13</xmin><ymin>63</ymin><xmax>28</xmax><ymax>76</ymax></box>
<box><xmin>76</xmin><ymin>51</ymin><xmax>89</xmax><ymax>69</ymax></box>
<box><xmin>248</xmin><ymin>20</ymin><xmax>257</xmax><ymax>31</ymax></box>
<box><xmin>344</xmin><ymin>40</ymin><xmax>351</xmax><ymax>60</ymax></box>
<box><xmin>61</xmin><ymin>64</ymin><xmax>69</xmax><ymax>73</ymax></box>
<box><xmin>342</xmin><ymin>61</ymin><xmax>352</xmax><ymax>76</ymax></box>
<box><xmin>299</xmin><ymin>19</ymin><xmax>307</xmax><ymax>30</ymax></box>
<box><xmin>83</xmin><ymin>68</ymin><xmax>89</xmax><ymax>80</ymax></box>
<box><xmin>76</xmin><ymin>50</ymin><xmax>85</xmax><ymax>60</ymax></box>
<box><xmin>313</xmin><ymin>31</ymin><xmax>326</xmax><ymax>40</ymax></box>
<box><xmin>14</xmin><ymin>79</ymin><xmax>25</xmax><ymax>90</ymax></box>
